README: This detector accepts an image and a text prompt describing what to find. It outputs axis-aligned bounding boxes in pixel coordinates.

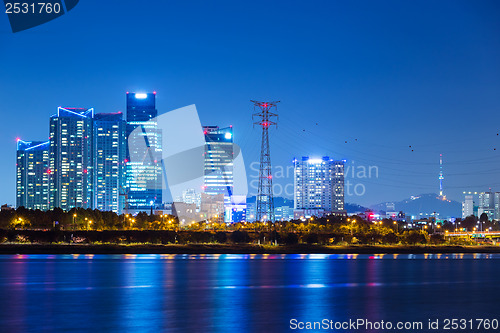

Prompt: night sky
[1,0,499,207]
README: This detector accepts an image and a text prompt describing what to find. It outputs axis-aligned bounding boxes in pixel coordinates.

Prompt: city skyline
[12,89,500,211]
[15,92,250,223]
[2,3,500,332]
[2,1,500,207]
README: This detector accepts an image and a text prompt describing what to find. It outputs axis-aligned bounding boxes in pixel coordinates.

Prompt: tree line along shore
[0,228,499,255]
[1,207,498,254]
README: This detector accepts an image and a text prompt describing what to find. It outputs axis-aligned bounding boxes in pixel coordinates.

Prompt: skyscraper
[462,194,474,218]
[49,107,94,210]
[203,125,234,197]
[293,156,345,217]
[126,92,162,213]
[203,125,236,221]
[93,112,126,213]
[495,193,500,220]
[16,140,50,210]
[478,191,499,220]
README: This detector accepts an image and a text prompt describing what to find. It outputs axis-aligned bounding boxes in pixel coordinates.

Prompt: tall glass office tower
[16,140,50,210]
[203,126,237,222]
[49,107,94,210]
[126,92,162,213]
[293,156,345,214]
[203,125,234,197]
[94,112,126,213]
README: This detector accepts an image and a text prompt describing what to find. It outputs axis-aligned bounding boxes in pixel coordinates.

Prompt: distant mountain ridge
[345,202,369,213]
[370,193,461,218]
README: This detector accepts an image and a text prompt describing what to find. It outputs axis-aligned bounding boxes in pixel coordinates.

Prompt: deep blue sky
[1,0,500,206]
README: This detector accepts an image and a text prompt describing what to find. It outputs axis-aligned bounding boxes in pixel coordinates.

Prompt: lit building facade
[126,92,163,213]
[495,193,500,220]
[203,126,233,197]
[203,125,235,222]
[180,188,201,208]
[200,193,225,224]
[16,140,50,210]
[274,205,294,221]
[478,191,500,220]
[293,156,345,216]
[49,107,94,210]
[246,202,256,221]
[93,112,126,213]
[462,194,474,218]
[228,195,247,223]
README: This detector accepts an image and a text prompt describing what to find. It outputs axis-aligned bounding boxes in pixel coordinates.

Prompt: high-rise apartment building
[16,140,50,210]
[16,96,155,214]
[49,107,94,210]
[495,193,500,220]
[293,156,345,216]
[93,112,126,213]
[126,92,162,213]
[478,191,500,220]
[462,195,474,218]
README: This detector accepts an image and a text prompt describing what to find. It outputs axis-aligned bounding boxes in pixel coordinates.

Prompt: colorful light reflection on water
[0,254,499,332]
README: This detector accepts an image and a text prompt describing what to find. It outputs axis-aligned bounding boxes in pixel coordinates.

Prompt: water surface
[0,254,499,332]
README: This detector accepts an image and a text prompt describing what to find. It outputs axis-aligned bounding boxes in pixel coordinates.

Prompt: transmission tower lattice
[252,100,279,222]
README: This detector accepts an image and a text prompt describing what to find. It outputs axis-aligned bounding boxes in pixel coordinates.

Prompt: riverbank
[1,243,500,254]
